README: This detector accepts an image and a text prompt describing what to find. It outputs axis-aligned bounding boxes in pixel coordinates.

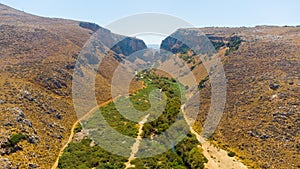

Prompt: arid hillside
[0,4,145,168]
[161,26,300,169]
[1,3,299,169]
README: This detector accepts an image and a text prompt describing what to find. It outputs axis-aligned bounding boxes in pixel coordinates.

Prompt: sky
[1,0,299,44]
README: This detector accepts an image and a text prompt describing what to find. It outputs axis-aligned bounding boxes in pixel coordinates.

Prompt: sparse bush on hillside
[225,49,230,56]
[179,53,195,64]
[74,123,83,133]
[8,133,27,147]
[225,36,242,56]
[4,133,27,153]
[228,151,236,157]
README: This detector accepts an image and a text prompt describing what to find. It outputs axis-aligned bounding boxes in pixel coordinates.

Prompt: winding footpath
[51,96,121,169]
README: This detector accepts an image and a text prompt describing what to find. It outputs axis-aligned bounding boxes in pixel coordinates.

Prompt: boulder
[269,83,280,90]
[55,112,62,120]
[28,135,40,144]
[28,163,39,169]
[13,107,25,118]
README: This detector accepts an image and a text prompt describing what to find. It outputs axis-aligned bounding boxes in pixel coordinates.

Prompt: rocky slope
[0,4,145,168]
[1,3,299,169]
[161,26,300,169]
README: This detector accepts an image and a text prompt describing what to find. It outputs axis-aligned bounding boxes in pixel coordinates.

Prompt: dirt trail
[52,92,248,169]
[124,114,150,169]
[189,126,248,169]
[182,105,248,169]
[51,96,121,169]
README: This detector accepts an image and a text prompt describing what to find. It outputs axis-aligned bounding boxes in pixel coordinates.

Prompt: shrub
[7,133,27,147]
[74,123,83,133]
[225,36,242,55]
[225,49,230,56]
[228,151,236,157]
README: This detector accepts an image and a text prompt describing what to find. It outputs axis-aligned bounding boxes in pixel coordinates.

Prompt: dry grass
[193,26,300,169]
[0,4,144,168]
